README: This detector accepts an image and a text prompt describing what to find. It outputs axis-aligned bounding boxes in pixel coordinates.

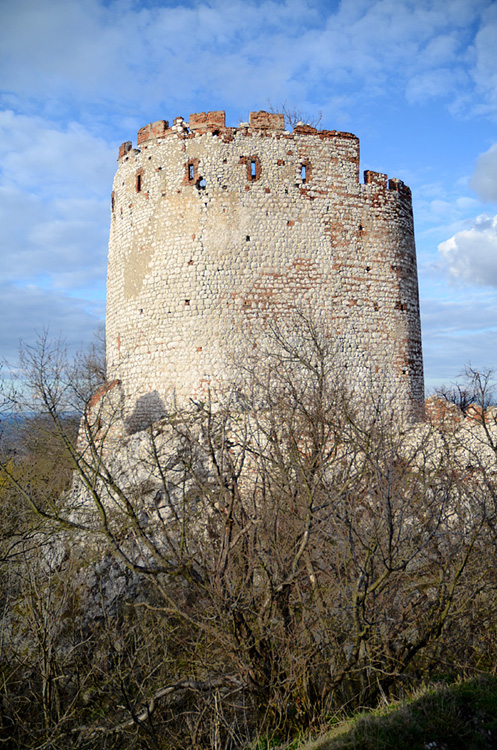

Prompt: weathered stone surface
[106,109,424,423]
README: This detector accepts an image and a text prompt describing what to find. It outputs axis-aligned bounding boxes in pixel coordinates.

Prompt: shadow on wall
[125,391,166,434]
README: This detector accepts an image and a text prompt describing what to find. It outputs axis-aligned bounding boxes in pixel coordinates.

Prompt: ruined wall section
[106,111,423,425]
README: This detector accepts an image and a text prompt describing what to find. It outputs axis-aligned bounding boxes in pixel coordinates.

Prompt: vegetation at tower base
[2,323,497,749]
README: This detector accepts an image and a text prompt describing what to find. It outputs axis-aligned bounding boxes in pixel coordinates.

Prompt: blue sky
[1,0,496,390]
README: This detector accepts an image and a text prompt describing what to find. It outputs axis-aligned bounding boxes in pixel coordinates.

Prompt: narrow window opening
[188,163,195,181]
[246,235,250,242]
[136,174,142,192]
[240,155,261,182]
[300,164,307,182]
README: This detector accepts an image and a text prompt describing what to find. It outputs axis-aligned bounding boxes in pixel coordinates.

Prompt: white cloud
[420,294,497,386]
[413,181,479,234]
[438,214,497,286]
[0,111,114,197]
[471,2,497,117]
[0,112,112,293]
[405,67,467,104]
[1,0,495,120]
[470,143,497,203]
[0,281,104,366]
[0,185,109,291]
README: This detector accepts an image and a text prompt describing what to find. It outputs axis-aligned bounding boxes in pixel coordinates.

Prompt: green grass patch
[301,676,497,750]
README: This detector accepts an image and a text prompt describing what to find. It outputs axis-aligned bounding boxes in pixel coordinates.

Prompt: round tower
[106,110,423,428]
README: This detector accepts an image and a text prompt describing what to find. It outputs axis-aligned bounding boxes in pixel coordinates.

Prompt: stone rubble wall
[106,110,423,428]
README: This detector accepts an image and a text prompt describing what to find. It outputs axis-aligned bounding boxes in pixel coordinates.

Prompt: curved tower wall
[106,110,423,424]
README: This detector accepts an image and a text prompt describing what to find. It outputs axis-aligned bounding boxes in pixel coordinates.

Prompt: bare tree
[267,100,323,129]
[1,325,497,747]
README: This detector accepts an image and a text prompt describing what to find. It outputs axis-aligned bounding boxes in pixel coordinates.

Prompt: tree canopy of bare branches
[1,324,497,748]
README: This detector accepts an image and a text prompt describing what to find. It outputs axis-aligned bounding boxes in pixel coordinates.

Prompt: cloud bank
[439,139,497,288]
[1,0,496,123]
[439,214,497,286]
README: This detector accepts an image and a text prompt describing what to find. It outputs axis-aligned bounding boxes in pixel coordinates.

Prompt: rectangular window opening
[300,165,307,182]
[250,161,257,179]
[188,164,195,181]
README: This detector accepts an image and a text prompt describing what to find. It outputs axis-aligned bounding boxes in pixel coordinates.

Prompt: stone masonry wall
[106,110,423,428]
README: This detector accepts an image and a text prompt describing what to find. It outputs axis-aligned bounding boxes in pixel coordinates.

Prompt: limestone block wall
[106,110,423,427]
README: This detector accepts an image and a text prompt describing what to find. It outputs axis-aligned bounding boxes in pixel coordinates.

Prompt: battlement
[364,170,411,197]
[189,110,226,132]
[107,107,423,427]
[119,110,360,160]
[137,120,169,145]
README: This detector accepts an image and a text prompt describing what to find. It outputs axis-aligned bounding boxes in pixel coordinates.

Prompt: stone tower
[106,110,423,427]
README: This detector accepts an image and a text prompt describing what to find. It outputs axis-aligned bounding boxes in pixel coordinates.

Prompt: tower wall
[106,110,423,425]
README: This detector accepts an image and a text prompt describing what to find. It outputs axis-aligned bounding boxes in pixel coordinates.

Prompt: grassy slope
[301,676,497,750]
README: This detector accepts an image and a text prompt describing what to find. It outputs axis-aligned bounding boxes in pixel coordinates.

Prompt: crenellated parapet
[119,109,358,155]
[107,108,423,428]
[117,111,413,200]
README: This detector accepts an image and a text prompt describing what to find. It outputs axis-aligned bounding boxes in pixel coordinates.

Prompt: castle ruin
[106,110,423,426]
